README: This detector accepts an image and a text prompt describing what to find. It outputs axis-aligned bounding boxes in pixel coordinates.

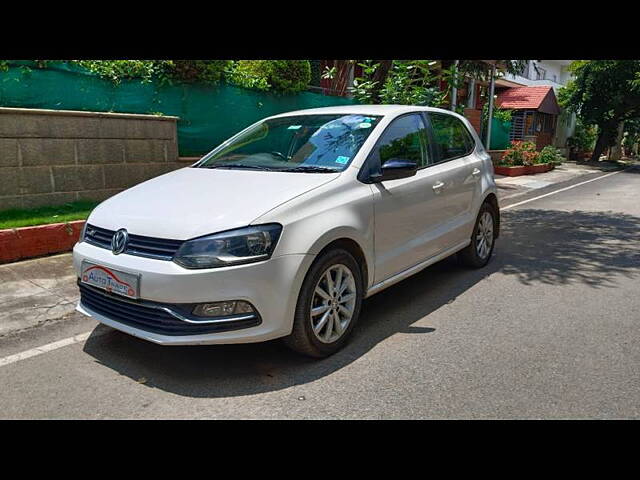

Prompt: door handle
[432,181,445,192]
[472,168,481,176]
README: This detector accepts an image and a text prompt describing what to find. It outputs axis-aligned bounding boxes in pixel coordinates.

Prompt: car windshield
[195,114,382,173]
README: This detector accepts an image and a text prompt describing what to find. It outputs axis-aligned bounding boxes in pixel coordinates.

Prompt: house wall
[506,60,571,90]
[464,108,482,135]
[0,107,182,211]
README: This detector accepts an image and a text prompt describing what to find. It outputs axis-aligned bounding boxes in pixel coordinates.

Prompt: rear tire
[458,202,497,268]
[283,248,364,358]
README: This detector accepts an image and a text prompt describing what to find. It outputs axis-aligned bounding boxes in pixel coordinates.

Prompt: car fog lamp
[192,300,255,317]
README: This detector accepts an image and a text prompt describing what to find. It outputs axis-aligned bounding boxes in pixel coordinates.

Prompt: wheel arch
[313,236,370,291]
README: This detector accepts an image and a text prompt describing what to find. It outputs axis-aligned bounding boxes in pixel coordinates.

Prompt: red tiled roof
[496,86,560,114]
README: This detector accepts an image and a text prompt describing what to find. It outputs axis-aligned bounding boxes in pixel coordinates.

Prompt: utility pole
[485,63,497,149]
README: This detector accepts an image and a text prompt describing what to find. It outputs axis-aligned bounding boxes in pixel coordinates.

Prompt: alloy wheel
[310,264,357,344]
[476,211,494,260]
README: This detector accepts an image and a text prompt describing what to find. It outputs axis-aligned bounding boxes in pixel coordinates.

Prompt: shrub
[72,60,230,85]
[500,141,539,166]
[226,60,311,94]
[159,60,230,84]
[567,118,597,153]
[482,103,512,124]
[225,60,271,91]
[538,145,564,165]
[268,60,311,93]
[73,60,159,84]
[3,59,311,92]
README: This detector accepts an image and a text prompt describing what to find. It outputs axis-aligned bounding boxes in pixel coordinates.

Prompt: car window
[429,113,475,161]
[367,114,429,176]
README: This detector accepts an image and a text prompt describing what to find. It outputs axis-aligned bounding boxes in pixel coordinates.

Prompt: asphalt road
[1,168,639,419]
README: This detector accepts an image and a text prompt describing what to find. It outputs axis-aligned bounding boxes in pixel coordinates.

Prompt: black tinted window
[429,113,474,161]
[368,114,429,174]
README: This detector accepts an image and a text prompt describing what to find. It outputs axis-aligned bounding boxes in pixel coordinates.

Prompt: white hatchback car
[74,105,499,357]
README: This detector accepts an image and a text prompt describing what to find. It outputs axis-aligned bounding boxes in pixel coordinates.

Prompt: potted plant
[566,119,598,162]
[537,145,565,170]
[494,141,539,176]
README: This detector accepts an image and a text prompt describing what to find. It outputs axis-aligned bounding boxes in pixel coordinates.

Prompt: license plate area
[80,261,140,299]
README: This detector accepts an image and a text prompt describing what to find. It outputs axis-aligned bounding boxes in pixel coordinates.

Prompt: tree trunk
[610,121,625,161]
[591,129,609,162]
[370,60,393,103]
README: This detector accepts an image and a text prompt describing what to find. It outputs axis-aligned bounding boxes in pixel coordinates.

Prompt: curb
[494,163,554,176]
[0,220,85,264]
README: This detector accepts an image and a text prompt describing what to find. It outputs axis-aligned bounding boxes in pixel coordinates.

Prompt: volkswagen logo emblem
[111,229,129,255]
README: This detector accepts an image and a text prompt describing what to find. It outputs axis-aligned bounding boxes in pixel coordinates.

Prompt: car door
[366,113,452,284]
[424,112,482,251]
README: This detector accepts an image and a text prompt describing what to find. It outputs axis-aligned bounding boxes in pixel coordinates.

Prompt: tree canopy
[348,60,528,110]
[559,60,640,161]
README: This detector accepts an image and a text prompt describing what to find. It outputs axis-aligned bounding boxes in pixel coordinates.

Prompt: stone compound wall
[0,107,184,211]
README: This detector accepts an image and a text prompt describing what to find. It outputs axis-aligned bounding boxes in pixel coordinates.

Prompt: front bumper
[73,241,314,345]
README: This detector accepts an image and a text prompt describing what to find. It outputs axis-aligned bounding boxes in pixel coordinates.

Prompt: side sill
[365,240,470,298]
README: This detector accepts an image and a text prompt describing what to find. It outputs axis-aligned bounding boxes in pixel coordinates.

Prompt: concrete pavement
[0,254,78,337]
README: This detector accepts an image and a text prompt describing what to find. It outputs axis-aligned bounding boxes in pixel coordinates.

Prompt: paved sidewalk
[496,161,613,201]
[0,253,78,337]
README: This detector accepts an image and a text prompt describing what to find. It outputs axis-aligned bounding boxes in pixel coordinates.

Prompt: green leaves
[566,118,598,152]
[1,60,310,93]
[349,60,448,107]
[29,60,232,86]
[225,60,311,94]
[561,60,640,125]
[538,145,564,165]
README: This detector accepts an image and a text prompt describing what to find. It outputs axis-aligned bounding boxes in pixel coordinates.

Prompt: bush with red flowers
[499,141,540,166]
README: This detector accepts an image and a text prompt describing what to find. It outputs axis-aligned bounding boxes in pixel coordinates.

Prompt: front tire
[458,202,497,268]
[283,248,364,358]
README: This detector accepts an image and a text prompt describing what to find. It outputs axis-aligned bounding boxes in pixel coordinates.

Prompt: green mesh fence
[0,61,359,156]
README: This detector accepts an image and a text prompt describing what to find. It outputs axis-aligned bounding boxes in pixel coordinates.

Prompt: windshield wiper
[200,164,275,171]
[279,166,340,173]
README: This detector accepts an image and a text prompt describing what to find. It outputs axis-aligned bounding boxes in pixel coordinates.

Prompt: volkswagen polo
[73,105,499,357]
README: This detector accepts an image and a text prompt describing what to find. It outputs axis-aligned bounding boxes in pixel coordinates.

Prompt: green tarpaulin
[0,61,359,156]
[489,117,512,150]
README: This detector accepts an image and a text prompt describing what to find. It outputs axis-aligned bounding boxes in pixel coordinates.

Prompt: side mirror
[371,158,418,182]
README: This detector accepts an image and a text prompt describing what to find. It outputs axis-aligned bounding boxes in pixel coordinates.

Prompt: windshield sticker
[288,125,302,130]
[335,156,350,164]
[357,122,372,129]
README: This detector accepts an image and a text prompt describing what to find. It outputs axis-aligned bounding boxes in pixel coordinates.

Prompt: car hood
[88,167,339,240]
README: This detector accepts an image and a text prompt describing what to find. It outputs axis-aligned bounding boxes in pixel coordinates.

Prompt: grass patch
[0,200,100,229]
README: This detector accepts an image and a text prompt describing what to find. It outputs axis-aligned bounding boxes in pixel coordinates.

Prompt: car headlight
[173,224,282,269]
[79,222,88,243]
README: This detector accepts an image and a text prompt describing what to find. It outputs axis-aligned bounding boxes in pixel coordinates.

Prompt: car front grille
[84,224,184,261]
[79,283,261,336]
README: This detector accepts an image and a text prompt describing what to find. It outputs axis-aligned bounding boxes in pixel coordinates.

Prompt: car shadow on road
[83,208,640,398]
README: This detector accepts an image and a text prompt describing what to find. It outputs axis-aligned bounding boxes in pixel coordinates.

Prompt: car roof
[267,104,460,119]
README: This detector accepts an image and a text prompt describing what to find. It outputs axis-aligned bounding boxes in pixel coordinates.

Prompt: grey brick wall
[0,107,184,211]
